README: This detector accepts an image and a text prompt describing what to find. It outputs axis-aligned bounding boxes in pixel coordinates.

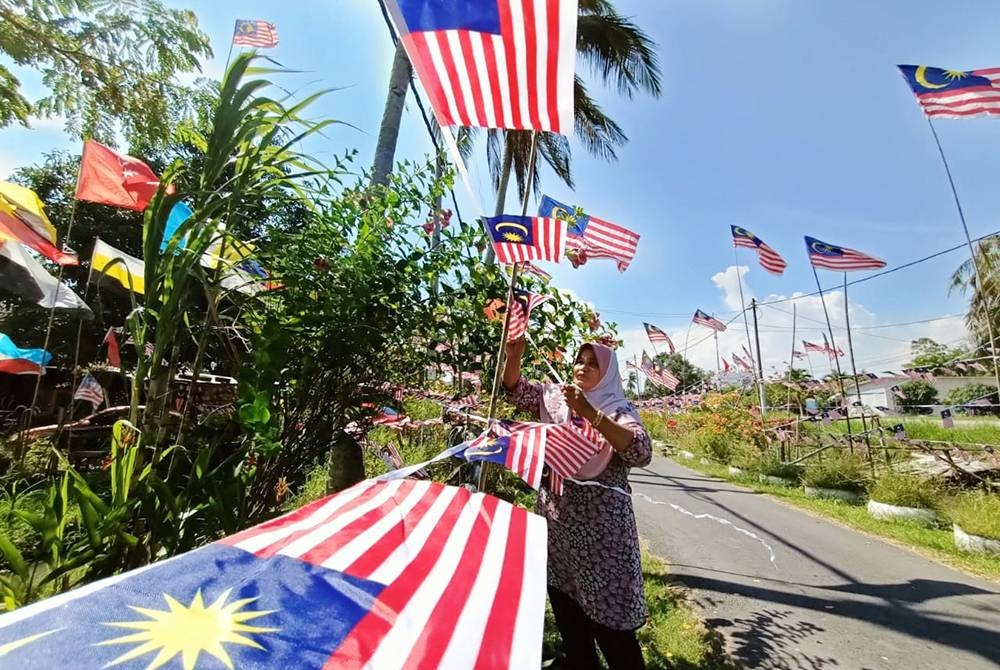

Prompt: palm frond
[576,2,662,99]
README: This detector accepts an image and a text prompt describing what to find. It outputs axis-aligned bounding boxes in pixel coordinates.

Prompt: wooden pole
[842,272,873,457]
[751,298,766,414]
[810,264,854,445]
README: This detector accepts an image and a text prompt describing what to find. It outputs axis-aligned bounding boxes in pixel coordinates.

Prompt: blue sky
[5,0,1000,378]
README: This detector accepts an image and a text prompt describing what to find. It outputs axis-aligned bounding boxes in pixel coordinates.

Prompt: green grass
[667,450,1000,582]
[800,454,868,493]
[826,417,1000,444]
[869,472,942,510]
[542,548,734,669]
[948,491,1000,539]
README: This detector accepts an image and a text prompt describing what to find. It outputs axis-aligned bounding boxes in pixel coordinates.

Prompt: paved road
[630,454,1000,670]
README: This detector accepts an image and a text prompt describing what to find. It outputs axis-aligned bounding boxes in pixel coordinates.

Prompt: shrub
[755,457,804,482]
[802,454,868,492]
[947,491,1000,539]
[869,472,941,510]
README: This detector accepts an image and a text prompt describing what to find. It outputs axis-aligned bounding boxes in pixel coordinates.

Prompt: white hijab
[539,342,641,426]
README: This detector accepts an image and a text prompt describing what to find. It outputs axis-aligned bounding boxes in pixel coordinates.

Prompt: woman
[503,337,651,670]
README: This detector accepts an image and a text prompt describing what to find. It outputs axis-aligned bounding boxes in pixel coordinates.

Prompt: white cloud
[615,265,969,383]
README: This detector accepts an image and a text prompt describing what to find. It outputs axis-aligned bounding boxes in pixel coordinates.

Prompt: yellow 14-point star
[98,589,277,670]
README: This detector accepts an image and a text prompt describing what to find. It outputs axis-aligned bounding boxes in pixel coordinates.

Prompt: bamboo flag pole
[924,117,1000,396]
[480,130,540,492]
[842,272,873,454]
[787,303,797,411]
[810,265,855,443]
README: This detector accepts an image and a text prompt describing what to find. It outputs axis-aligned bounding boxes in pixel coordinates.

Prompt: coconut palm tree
[372,0,661,202]
[951,239,1000,354]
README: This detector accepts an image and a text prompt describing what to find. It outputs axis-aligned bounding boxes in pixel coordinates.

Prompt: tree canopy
[905,337,966,370]
[0,0,211,145]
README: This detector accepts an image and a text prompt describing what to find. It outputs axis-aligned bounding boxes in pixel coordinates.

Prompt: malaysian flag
[941,408,954,429]
[792,350,806,359]
[643,323,675,353]
[971,361,990,373]
[693,309,727,332]
[898,65,1000,119]
[892,423,906,439]
[232,19,279,48]
[506,289,549,341]
[461,421,547,490]
[73,373,105,407]
[641,350,679,390]
[0,479,548,667]
[741,344,755,365]
[822,332,844,358]
[890,385,906,399]
[544,418,607,494]
[385,0,577,133]
[539,196,639,271]
[803,340,826,354]
[731,225,787,275]
[520,262,551,281]
[805,236,886,272]
[485,215,566,264]
[733,353,752,371]
[722,358,731,373]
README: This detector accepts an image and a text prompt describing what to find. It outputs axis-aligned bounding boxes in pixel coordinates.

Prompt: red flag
[75,140,161,212]
[103,327,121,368]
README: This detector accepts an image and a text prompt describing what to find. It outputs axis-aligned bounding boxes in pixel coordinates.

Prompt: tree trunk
[484,140,515,264]
[372,43,412,186]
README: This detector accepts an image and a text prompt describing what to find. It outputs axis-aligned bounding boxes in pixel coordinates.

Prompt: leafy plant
[947,491,1000,540]
[755,457,804,482]
[802,454,868,492]
[869,472,941,510]
[896,381,938,415]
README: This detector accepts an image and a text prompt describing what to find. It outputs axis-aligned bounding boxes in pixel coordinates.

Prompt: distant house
[848,375,997,412]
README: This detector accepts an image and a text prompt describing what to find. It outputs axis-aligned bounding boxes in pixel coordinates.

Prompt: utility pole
[751,298,767,414]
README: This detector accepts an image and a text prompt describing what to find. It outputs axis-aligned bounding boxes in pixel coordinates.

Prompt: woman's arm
[562,385,652,466]
[502,337,526,390]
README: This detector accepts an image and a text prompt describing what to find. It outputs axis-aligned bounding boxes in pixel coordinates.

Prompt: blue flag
[160,201,193,252]
[0,333,52,367]
[538,195,588,237]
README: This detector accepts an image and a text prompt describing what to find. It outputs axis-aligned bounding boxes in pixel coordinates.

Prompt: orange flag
[75,140,161,212]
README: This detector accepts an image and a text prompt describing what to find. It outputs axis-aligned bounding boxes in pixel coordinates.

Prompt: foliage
[905,337,967,370]
[0,438,56,481]
[654,393,765,465]
[753,457,804,482]
[896,380,938,414]
[869,472,942,510]
[951,239,1000,357]
[943,383,999,414]
[802,453,868,492]
[0,0,212,144]
[947,490,1000,540]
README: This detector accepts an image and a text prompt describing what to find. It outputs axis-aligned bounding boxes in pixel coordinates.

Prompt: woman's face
[573,346,602,391]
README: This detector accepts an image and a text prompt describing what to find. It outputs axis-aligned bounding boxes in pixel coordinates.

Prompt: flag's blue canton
[486,215,536,245]
[898,65,993,93]
[399,0,502,34]
[239,259,268,278]
[805,236,844,257]
[731,225,761,247]
[463,433,512,465]
[235,20,259,35]
[539,195,589,236]
[0,545,384,668]
[513,288,534,310]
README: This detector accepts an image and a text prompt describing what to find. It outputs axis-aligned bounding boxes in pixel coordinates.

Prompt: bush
[802,454,868,492]
[754,457,804,481]
[947,491,1000,539]
[869,472,941,510]
[896,381,938,415]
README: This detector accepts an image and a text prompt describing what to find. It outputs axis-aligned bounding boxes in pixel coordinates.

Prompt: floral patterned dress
[506,377,652,631]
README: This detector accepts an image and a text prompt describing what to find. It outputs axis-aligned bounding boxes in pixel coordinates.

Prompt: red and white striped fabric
[486,215,567,265]
[566,216,640,271]
[693,309,727,332]
[232,20,279,48]
[543,419,607,494]
[507,289,549,341]
[460,421,547,490]
[386,0,578,133]
[224,479,547,669]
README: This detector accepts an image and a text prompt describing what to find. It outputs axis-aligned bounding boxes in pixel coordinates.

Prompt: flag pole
[733,247,757,381]
[480,130,539,492]
[787,303,797,412]
[810,264,854,442]
[924,117,1000,395]
[713,329,720,374]
[750,298,766,414]
[842,272,872,454]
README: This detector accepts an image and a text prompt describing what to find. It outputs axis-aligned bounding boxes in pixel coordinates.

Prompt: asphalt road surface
[629,454,1000,670]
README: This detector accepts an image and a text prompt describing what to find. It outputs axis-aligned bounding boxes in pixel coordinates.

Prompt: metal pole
[733,247,756,378]
[811,264,854,443]
[925,117,1000,396]
[713,330,720,373]
[480,130,539,492]
[843,272,872,454]
[751,298,766,414]
[788,303,797,412]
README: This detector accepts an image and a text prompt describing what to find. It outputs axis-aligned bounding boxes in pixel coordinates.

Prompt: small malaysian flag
[539,195,639,271]
[506,289,549,341]
[792,350,806,359]
[731,225,787,275]
[821,411,831,427]
[890,385,907,400]
[643,323,675,353]
[485,215,567,265]
[892,423,906,439]
[544,418,607,494]
[802,340,826,354]
[733,353,752,371]
[385,0,577,133]
[143,342,155,357]
[461,420,547,490]
[693,309,727,332]
[971,361,990,373]
[73,373,105,407]
[520,262,551,282]
[898,65,1000,119]
[805,236,886,272]
[641,351,679,390]
[941,408,954,429]
[821,333,844,358]
[232,19,279,48]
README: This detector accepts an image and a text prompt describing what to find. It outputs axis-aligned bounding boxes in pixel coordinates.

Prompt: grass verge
[665,450,1000,582]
